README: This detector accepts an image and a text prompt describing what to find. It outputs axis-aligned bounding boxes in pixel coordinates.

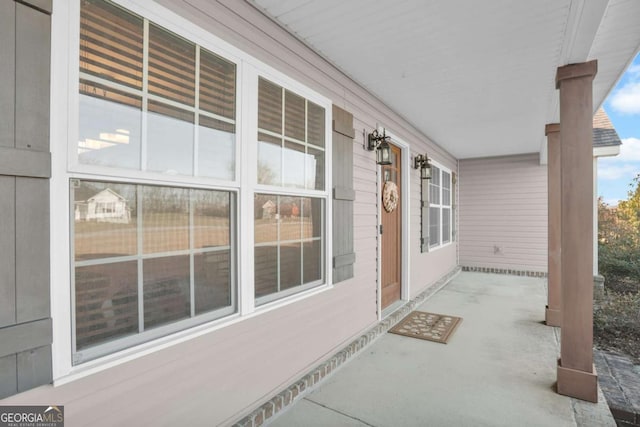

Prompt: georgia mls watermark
[0,406,64,427]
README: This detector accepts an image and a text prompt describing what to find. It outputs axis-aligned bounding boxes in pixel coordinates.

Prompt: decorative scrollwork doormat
[389,311,462,344]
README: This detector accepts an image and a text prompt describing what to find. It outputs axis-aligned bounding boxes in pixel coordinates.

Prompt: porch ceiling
[250,0,640,159]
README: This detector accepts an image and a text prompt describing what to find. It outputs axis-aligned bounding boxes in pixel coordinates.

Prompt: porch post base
[545,306,561,327]
[557,359,598,403]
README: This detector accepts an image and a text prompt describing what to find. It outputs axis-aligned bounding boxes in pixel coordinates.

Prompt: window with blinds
[74,0,239,362]
[427,165,452,249]
[257,77,325,190]
[79,0,236,180]
[255,77,327,304]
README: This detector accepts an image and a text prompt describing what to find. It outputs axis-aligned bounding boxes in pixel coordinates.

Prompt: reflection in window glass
[198,116,235,180]
[73,180,137,260]
[303,240,322,284]
[194,250,231,314]
[258,133,282,186]
[147,101,194,175]
[283,142,306,188]
[443,207,451,244]
[306,147,324,191]
[257,77,325,190]
[143,255,191,329]
[75,261,138,350]
[73,179,235,359]
[79,0,237,182]
[429,207,440,247]
[254,194,323,303]
[142,186,189,254]
[78,90,142,169]
[193,189,230,249]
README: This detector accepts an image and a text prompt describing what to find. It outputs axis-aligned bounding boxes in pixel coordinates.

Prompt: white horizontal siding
[459,154,548,272]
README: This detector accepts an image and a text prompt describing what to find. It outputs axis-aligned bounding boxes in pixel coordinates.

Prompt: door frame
[376,127,411,320]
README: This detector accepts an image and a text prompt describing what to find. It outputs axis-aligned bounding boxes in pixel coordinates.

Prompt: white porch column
[545,123,561,327]
[555,60,598,403]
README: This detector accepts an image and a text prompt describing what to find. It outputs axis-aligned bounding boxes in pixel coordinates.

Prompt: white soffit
[251,0,640,159]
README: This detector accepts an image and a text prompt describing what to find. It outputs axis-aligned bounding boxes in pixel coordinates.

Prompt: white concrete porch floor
[269,272,615,427]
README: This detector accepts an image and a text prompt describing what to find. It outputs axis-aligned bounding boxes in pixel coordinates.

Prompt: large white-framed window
[429,164,453,249]
[253,77,328,306]
[71,0,240,363]
[60,0,332,367]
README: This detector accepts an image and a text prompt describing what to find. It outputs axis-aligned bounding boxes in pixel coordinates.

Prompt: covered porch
[268,272,614,426]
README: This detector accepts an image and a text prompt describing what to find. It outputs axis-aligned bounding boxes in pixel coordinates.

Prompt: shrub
[594,291,640,362]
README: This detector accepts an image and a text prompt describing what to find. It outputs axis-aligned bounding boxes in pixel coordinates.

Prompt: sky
[598,52,640,206]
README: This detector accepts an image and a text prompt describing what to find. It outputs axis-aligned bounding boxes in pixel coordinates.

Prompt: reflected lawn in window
[254,194,324,302]
[73,179,235,356]
[142,186,190,254]
[74,180,137,260]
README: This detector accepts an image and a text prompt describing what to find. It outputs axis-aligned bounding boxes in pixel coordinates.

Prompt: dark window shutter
[332,105,355,283]
[420,177,429,252]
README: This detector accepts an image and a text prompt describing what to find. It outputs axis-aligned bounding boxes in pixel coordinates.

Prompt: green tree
[598,175,640,285]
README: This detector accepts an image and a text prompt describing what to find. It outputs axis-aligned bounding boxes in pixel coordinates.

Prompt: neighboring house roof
[593,108,622,148]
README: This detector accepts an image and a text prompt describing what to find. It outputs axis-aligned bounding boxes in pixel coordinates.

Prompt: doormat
[389,311,462,344]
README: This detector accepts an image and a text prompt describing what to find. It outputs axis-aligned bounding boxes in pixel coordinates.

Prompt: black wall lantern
[367,129,392,165]
[413,153,432,179]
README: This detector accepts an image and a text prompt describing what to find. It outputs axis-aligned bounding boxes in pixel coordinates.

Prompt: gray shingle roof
[593,108,622,147]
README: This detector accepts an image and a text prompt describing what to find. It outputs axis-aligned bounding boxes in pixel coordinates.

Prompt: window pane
[258,78,282,133]
[199,49,236,119]
[280,196,302,241]
[78,85,142,169]
[442,171,451,206]
[193,189,230,249]
[283,142,305,188]
[430,166,441,205]
[143,255,190,329]
[302,197,322,239]
[80,0,143,89]
[306,147,325,191]
[284,90,305,141]
[142,186,189,254]
[258,133,282,185]
[198,116,235,180]
[255,194,323,302]
[148,24,195,106]
[254,194,278,244]
[75,261,138,350]
[307,101,325,148]
[429,207,440,246]
[280,242,302,290]
[255,245,278,298]
[194,250,231,314]
[74,181,137,260]
[443,207,451,244]
[147,101,194,175]
[303,240,322,283]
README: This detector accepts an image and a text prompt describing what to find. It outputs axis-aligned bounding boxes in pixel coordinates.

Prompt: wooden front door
[381,144,402,309]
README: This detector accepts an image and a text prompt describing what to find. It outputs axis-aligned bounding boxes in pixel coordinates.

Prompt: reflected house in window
[75,188,132,224]
[262,199,276,219]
